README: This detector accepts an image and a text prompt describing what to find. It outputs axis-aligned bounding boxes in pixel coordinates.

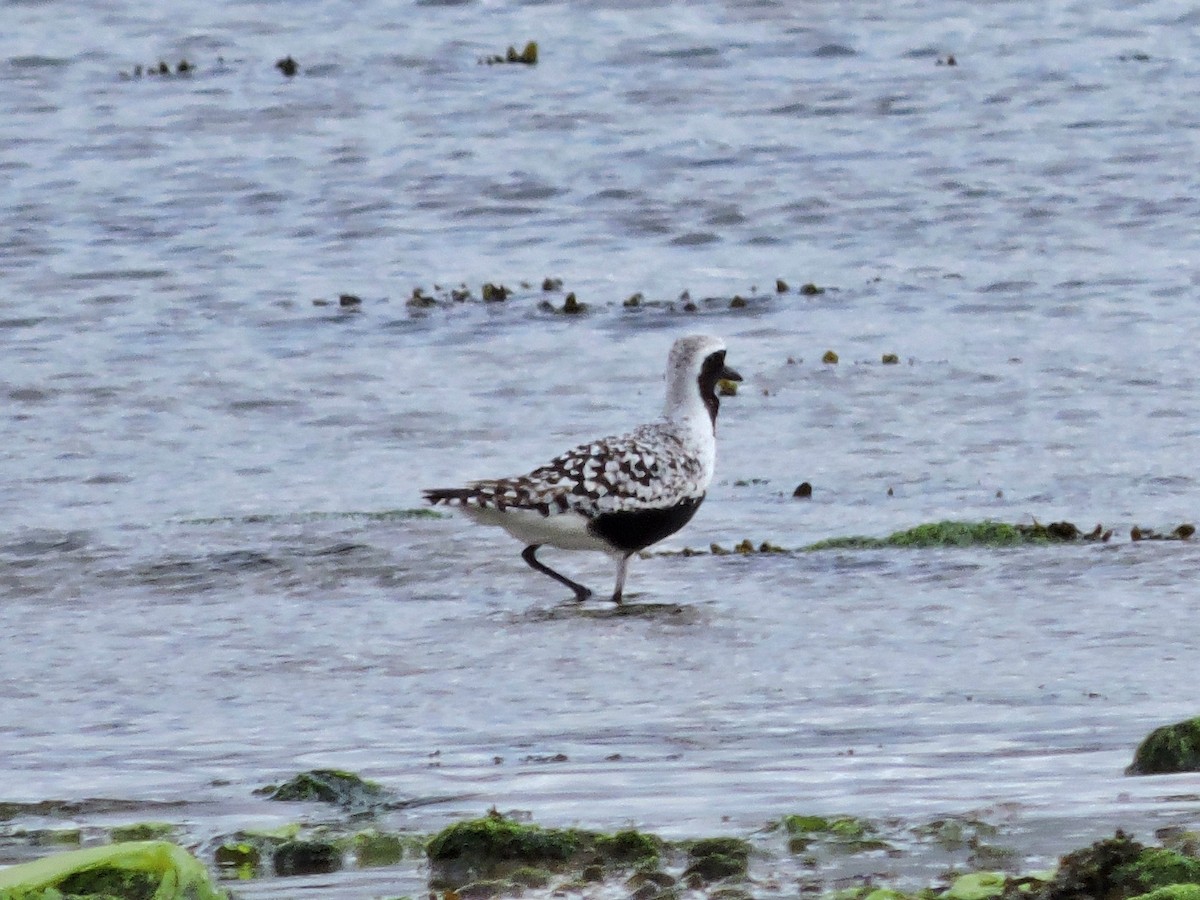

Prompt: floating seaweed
[481,41,539,65]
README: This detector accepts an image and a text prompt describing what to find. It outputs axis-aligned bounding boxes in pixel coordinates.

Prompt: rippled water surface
[3,0,1200,895]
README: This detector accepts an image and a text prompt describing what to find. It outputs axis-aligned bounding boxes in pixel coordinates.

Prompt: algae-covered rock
[683,837,750,882]
[0,840,228,900]
[426,813,583,887]
[594,829,662,866]
[1129,887,1200,900]
[109,822,175,843]
[1114,847,1200,893]
[214,840,261,879]
[1037,830,1145,900]
[1127,718,1200,775]
[805,520,1099,551]
[942,871,1008,899]
[781,814,890,854]
[351,828,406,867]
[264,769,391,812]
[272,839,341,876]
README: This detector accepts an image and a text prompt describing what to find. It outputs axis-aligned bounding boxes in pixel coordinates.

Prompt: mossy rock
[1130,887,1200,900]
[942,871,1008,899]
[272,839,342,877]
[214,841,261,879]
[914,817,998,852]
[1115,848,1200,893]
[508,866,553,888]
[264,769,391,812]
[807,520,1046,551]
[1037,830,1145,900]
[426,814,585,887]
[0,841,228,900]
[109,822,175,843]
[594,829,662,866]
[1127,718,1200,775]
[351,829,406,867]
[781,814,889,853]
[682,837,750,882]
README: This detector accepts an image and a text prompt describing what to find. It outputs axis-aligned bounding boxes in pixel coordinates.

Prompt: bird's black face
[697,349,741,427]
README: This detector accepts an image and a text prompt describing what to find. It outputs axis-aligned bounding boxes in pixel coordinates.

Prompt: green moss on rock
[1038,830,1146,900]
[1129,887,1200,900]
[942,871,1009,899]
[109,822,174,843]
[1116,848,1200,893]
[1127,718,1200,775]
[351,829,406,867]
[805,520,1080,550]
[683,837,750,882]
[595,829,662,866]
[427,813,585,887]
[264,769,391,812]
[272,839,342,877]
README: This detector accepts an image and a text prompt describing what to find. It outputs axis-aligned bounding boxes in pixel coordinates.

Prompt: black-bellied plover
[423,334,741,604]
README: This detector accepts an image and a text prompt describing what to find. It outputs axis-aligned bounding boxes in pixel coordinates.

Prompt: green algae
[350,828,407,867]
[804,520,1105,551]
[1037,830,1146,900]
[779,814,892,855]
[0,841,227,900]
[594,829,662,866]
[683,837,750,882]
[1115,847,1200,893]
[1127,718,1200,775]
[1130,888,1200,900]
[426,814,584,886]
[213,841,260,879]
[108,823,174,843]
[263,769,392,812]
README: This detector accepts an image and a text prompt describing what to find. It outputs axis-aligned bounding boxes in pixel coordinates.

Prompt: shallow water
[3,0,1200,895]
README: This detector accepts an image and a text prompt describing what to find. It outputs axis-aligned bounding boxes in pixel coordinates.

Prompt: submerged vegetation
[803,519,1114,550]
[5,784,1200,900]
[0,841,229,900]
[655,518,1194,557]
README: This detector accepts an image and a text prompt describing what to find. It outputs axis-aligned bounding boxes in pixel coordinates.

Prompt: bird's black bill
[721,365,742,382]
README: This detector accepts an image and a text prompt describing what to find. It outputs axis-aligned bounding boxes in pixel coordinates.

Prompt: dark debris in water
[319,276,837,317]
[1131,524,1195,541]
[480,41,539,66]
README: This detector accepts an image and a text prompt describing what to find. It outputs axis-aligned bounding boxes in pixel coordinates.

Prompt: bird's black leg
[521,545,593,602]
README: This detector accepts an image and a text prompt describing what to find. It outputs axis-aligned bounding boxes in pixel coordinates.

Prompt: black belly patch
[588,496,704,553]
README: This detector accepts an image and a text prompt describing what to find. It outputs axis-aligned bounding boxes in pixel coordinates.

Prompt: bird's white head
[662,334,742,429]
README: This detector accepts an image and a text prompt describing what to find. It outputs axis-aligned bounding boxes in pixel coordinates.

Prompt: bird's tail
[422,487,478,506]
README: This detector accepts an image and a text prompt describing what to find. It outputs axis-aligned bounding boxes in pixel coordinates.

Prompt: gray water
[3,0,1200,895]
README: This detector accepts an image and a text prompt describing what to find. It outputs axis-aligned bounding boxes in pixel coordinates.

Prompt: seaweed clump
[427,812,584,887]
[426,813,665,891]
[1127,717,1200,775]
[0,841,228,900]
[262,769,393,813]
[682,837,750,883]
[805,520,1109,551]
